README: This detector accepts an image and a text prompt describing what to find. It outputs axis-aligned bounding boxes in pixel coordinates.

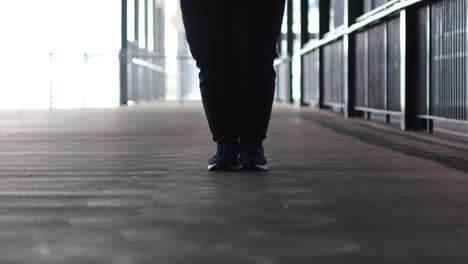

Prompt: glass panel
[0,0,120,109]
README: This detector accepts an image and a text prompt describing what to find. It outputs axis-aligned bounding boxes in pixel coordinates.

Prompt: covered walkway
[0,103,467,263]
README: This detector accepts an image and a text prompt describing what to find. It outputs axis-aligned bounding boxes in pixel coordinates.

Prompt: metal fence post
[384,20,390,123]
[120,0,129,106]
[132,0,141,102]
[144,0,150,101]
[153,0,159,99]
[401,8,427,131]
[466,0,468,137]
[319,0,330,109]
[365,30,371,120]
[343,0,350,117]
[343,0,362,118]
[426,5,434,133]
[400,10,407,130]
[300,0,309,106]
[287,0,294,104]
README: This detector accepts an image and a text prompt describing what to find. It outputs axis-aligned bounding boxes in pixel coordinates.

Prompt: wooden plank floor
[0,102,467,264]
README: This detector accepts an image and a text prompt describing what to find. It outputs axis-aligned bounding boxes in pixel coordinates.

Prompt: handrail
[274,56,292,67]
[131,58,165,73]
[355,0,401,22]
[300,0,427,56]
[84,53,194,60]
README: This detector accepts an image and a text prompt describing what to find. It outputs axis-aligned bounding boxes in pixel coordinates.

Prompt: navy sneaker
[238,142,268,171]
[208,142,239,171]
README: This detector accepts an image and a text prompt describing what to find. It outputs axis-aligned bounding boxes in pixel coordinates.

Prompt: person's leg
[232,1,285,171]
[180,0,240,170]
[180,0,239,144]
[235,0,286,144]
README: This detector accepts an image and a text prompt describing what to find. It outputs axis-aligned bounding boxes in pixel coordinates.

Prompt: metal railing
[45,48,198,108]
[122,41,199,104]
[422,0,467,122]
[126,41,166,102]
[296,0,468,132]
[302,49,320,106]
[275,56,293,103]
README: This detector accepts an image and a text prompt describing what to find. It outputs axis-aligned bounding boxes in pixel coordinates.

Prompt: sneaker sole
[208,162,237,171]
[238,163,269,171]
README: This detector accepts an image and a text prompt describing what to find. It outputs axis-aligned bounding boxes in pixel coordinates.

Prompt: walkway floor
[0,103,467,264]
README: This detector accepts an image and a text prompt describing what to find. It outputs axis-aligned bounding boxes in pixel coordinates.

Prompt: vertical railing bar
[400,9,407,130]
[463,0,466,121]
[317,51,320,105]
[464,0,467,121]
[440,1,443,119]
[331,41,333,105]
[343,35,349,115]
[440,1,444,118]
[459,0,462,120]
[438,1,442,119]
[315,50,322,106]
[448,0,452,119]
[332,42,335,105]
[434,3,438,118]
[443,0,447,119]
[434,3,436,118]
[449,0,453,120]
[313,51,316,105]
[429,4,439,118]
[460,0,468,120]
[329,43,333,105]
[441,1,445,119]
[447,0,450,119]
[461,0,466,126]
[455,0,458,120]
[462,0,465,121]
[332,42,336,105]
[458,0,461,120]
[120,0,128,106]
[451,0,454,120]
[366,30,371,120]
[144,0,149,101]
[461,0,464,120]
[384,20,390,123]
[465,0,468,124]
[461,0,465,120]
[456,0,464,120]
[455,0,463,120]
[427,5,434,133]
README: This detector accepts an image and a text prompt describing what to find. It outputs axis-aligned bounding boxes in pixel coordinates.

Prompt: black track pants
[180,0,286,143]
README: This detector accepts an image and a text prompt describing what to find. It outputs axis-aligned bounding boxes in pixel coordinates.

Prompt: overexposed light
[0,0,120,109]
